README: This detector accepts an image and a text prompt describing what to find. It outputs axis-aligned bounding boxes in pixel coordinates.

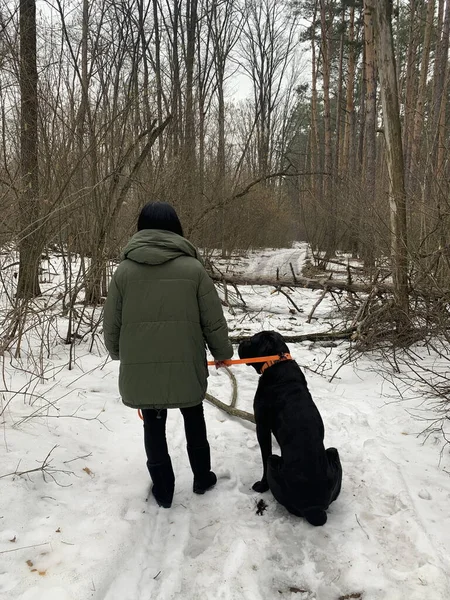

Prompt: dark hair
[137,201,184,237]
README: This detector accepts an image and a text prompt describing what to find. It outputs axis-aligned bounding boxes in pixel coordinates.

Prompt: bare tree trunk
[170,0,182,158]
[409,0,435,243]
[402,0,419,181]
[320,0,335,254]
[137,0,151,128]
[433,0,450,267]
[410,0,434,176]
[431,0,447,137]
[182,0,198,220]
[431,0,450,165]
[370,0,409,313]
[185,0,197,161]
[362,0,377,268]
[343,5,358,256]
[419,0,449,255]
[335,6,345,175]
[17,0,42,299]
[216,34,227,255]
[341,6,355,178]
[153,0,164,162]
[310,1,320,215]
[196,7,211,199]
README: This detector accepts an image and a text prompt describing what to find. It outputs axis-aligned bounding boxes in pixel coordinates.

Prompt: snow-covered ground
[209,244,308,279]
[1,247,450,600]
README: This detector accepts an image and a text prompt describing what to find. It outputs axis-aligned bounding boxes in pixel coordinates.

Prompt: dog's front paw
[252,480,269,493]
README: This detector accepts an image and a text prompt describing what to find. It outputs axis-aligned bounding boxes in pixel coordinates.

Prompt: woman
[103,202,233,508]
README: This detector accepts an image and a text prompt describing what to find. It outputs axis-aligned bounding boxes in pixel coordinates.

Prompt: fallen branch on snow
[205,366,255,424]
[206,393,255,424]
[0,445,74,485]
[211,273,390,295]
[229,329,356,344]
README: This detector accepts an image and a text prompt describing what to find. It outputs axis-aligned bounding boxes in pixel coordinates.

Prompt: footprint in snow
[418,489,432,500]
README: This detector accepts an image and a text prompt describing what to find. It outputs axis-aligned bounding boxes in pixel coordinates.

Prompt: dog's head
[238,331,290,373]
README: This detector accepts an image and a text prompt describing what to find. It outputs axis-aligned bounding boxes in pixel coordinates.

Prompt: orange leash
[206,354,291,366]
[137,353,293,421]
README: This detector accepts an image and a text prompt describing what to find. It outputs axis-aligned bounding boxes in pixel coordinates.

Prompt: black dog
[239,331,342,526]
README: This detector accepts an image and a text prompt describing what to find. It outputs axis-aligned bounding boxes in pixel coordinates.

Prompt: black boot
[193,471,217,495]
[187,445,217,494]
[148,460,175,508]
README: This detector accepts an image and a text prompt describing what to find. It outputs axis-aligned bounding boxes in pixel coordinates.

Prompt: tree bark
[370,0,409,314]
[335,6,345,176]
[340,5,355,179]
[310,1,320,218]
[17,0,42,299]
[185,0,198,162]
[320,0,335,254]
[153,0,164,162]
[402,0,419,182]
[431,0,450,171]
[410,0,434,178]
[362,0,377,268]
[433,0,450,267]
[169,0,182,158]
[210,272,393,295]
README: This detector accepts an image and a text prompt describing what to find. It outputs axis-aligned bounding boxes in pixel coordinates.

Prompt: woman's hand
[214,361,227,369]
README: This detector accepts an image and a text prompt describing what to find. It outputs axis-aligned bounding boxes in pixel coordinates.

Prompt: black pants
[267,448,342,523]
[141,403,212,502]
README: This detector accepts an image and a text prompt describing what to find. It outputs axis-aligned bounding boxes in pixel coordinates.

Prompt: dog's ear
[238,336,261,372]
[238,339,252,359]
[260,331,290,355]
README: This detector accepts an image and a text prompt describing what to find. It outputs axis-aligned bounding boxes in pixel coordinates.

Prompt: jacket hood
[122,229,200,266]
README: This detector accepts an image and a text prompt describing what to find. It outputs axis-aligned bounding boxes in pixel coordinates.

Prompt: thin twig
[63,452,93,464]
[307,288,328,323]
[355,514,370,539]
[0,542,51,555]
[272,286,303,313]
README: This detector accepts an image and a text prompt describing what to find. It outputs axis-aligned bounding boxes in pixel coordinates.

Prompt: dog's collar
[260,353,293,374]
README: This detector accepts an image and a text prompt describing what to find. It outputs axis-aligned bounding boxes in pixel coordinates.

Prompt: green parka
[103,229,233,410]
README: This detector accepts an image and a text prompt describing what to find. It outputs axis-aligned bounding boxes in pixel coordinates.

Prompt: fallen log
[228,328,356,344]
[210,271,449,301]
[210,273,391,295]
[205,393,255,424]
[205,366,255,423]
